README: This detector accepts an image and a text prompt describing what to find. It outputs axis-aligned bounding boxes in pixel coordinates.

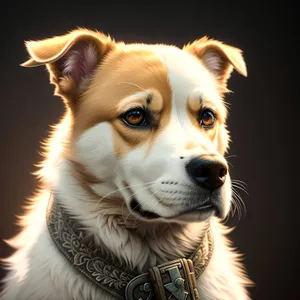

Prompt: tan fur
[73,48,172,157]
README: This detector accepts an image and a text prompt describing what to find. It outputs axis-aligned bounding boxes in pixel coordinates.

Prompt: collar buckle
[125,258,200,300]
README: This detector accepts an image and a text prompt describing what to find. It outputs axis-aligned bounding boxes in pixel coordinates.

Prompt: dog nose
[186,157,228,190]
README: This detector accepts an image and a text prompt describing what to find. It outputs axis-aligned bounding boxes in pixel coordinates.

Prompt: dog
[0,28,253,300]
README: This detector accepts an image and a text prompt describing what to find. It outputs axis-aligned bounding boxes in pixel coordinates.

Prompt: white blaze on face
[151,46,224,155]
[117,45,230,219]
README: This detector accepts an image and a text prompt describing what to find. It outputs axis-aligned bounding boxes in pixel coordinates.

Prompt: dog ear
[183,37,247,89]
[21,28,115,109]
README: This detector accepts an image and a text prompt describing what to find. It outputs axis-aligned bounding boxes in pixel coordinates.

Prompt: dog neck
[53,159,211,273]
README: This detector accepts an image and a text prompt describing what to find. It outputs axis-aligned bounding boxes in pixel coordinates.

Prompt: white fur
[1,43,251,300]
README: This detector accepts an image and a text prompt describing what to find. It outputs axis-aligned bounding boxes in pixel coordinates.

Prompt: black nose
[186,156,228,190]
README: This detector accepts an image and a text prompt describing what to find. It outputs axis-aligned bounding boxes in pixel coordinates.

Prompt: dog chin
[165,210,215,223]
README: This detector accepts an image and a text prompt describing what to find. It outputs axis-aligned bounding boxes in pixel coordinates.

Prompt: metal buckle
[125,258,200,300]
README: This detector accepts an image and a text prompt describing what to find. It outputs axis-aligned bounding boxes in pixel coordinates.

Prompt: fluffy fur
[1,28,253,300]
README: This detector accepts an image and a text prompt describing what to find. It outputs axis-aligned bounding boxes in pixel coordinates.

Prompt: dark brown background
[0,1,298,299]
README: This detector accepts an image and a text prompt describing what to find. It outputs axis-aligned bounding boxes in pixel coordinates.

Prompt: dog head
[22,29,247,224]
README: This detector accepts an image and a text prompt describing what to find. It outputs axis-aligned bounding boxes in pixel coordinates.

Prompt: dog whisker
[231,182,248,190]
[232,183,249,196]
[230,190,240,218]
[233,192,243,220]
[231,179,249,195]
[231,187,247,221]
[231,179,248,187]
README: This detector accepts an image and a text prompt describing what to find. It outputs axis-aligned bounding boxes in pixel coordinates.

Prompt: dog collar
[46,195,214,300]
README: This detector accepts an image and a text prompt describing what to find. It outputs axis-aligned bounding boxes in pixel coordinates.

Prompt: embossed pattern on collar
[46,194,214,299]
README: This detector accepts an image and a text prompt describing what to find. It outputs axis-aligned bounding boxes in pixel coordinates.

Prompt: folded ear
[183,37,247,90]
[22,28,115,109]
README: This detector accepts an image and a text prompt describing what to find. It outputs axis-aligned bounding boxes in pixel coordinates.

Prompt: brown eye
[122,109,147,126]
[200,109,216,128]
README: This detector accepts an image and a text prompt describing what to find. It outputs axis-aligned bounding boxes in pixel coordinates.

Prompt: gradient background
[0,1,298,299]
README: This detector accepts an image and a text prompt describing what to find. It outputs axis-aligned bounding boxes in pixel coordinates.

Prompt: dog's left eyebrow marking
[188,89,207,112]
[146,94,152,104]
[120,82,152,105]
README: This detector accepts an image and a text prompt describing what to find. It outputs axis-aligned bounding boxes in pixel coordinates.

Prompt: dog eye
[200,109,216,128]
[122,108,147,127]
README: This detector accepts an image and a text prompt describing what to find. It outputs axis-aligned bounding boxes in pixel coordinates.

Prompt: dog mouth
[130,199,161,219]
[129,197,220,221]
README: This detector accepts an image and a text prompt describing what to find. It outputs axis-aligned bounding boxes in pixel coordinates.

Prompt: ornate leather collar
[46,195,214,300]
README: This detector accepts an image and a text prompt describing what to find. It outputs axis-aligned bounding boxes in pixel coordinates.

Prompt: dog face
[23,29,247,223]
